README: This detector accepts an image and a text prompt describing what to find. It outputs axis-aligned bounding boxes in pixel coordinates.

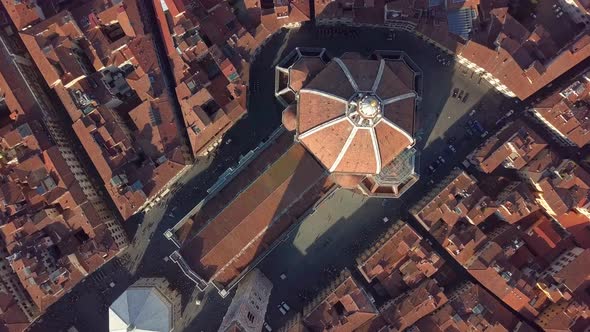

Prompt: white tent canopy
[109,287,172,332]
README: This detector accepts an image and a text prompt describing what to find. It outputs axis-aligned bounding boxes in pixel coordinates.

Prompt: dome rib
[333,57,359,91]
[330,126,359,172]
[293,55,417,175]
[376,64,413,100]
[382,91,416,105]
[299,118,354,169]
[370,127,382,174]
[288,57,326,92]
[371,59,386,92]
[332,128,378,173]
[382,118,414,143]
[299,115,348,139]
[298,89,348,132]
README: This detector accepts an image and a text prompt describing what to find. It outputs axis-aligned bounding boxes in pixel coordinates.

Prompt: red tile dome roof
[295,56,416,175]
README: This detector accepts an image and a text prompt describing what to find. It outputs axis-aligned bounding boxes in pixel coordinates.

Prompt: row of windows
[246,311,255,323]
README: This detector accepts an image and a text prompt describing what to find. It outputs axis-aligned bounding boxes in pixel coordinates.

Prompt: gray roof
[109,287,172,332]
[447,8,476,40]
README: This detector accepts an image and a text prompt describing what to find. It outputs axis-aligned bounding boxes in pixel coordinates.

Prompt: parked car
[437,156,446,164]
[470,120,485,133]
[447,145,456,153]
[457,90,464,99]
[452,88,459,98]
[264,322,272,331]
[278,305,287,315]
[467,120,482,133]
[462,93,469,103]
[469,109,477,116]
[280,301,290,311]
[428,161,440,174]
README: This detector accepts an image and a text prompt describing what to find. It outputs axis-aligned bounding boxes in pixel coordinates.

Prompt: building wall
[540,246,584,279]
[531,109,577,147]
[456,56,516,97]
[558,0,590,25]
[536,194,560,218]
[0,247,38,321]
[218,269,273,332]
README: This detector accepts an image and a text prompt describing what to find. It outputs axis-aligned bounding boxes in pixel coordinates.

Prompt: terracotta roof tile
[0,290,30,332]
[537,299,589,331]
[305,61,355,99]
[0,0,43,30]
[180,143,325,282]
[414,171,490,230]
[295,56,416,175]
[340,59,380,92]
[471,121,547,173]
[380,279,447,331]
[357,223,421,282]
[331,174,365,189]
[495,182,539,224]
[297,91,346,133]
[452,9,590,100]
[289,57,326,92]
[334,128,377,174]
[385,61,415,88]
[520,148,561,184]
[300,119,353,170]
[19,11,90,87]
[376,64,413,100]
[553,248,590,292]
[374,121,412,167]
[537,159,590,216]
